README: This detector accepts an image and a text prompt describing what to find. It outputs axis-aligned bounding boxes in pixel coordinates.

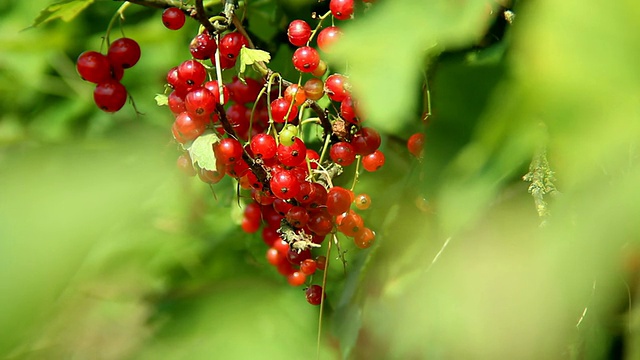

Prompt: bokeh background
[2,0,640,359]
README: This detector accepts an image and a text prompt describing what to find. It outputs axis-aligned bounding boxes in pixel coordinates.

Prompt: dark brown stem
[120,0,193,12]
[195,0,218,36]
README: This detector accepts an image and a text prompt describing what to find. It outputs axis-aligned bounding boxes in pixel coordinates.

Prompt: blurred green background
[2,0,640,359]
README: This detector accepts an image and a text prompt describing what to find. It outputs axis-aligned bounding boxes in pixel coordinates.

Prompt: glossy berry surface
[162,7,186,30]
[177,60,207,88]
[292,46,320,73]
[270,98,299,123]
[217,138,244,165]
[325,74,350,102]
[303,78,324,100]
[317,26,342,52]
[287,20,312,47]
[93,81,127,112]
[250,133,277,159]
[305,285,324,305]
[219,32,248,60]
[107,38,141,69]
[270,170,300,200]
[330,0,354,20]
[362,149,385,172]
[76,51,112,84]
[185,87,216,118]
[351,127,381,156]
[173,112,206,141]
[407,133,425,158]
[354,193,371,210]
[354,227,375,249]
[277,137,307,167]
[329,142,356,166]
[190,32,217,60]
[326,186,353,216]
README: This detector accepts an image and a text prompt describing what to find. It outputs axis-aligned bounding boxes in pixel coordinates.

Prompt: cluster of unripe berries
[75,38,141,112]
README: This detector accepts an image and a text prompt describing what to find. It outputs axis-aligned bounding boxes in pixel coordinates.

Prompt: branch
[120,0,194,12]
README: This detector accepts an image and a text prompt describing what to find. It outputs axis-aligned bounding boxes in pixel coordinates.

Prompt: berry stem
[316,232,333,359]
[195,0,219,36]
[350,155,361,191]
[104,2,132,48]
[307,10,333,45]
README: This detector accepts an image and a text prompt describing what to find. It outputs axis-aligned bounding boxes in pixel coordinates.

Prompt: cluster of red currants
[167,0,387,305]
[75,38,140,112]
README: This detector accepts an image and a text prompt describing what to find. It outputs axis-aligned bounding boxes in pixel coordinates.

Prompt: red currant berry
[262,226,280,246]
[330,0,354,20]
[198,167,225,184]
[292,46,320,73]
[76,51,112,84]
[250,133,277,159]
[285,206,310,228]
[273,237,290,255]
[354,193,371,210]
[216,138,244,165]
[362,149,385,172]
[300,259,317,275]
[177,59,207,88]
[340,96,359,124]
[284,84,307,107]
[307,208,334,236]
[287,271,307,286]
[270,98,299,123]
[241,215,261,233]
[204,81,230,104]
[351,127,381,156]
[185,87,216,118]
[329,141,356,166]
[354,227,375,249]
[162,7,186,30]
[177,153,196,177]
[315,256,327,271]
[168,91,186,115]
[262,206,284,228]
[407,133,425,158]
[225,103,251,140]
[326,186,353,216]
[317,26,343,52]
[267,248,285,266]
[227,159,250,178]
[306,183,328,209]
[270,169,300,200]
[305,285,325,305]
[190,32,217,60]
[337,209,364,237]
[277,137,307,167]
[173,112,206,142]
[107,38,141,69]
[93,81,127,112]
[227,77,262,105]
[288,20,312,47]
[273,198,294,216]
[324,74,350,102]
[219,32,249,60]
[303,78,324,100]
[287,248,312,266]
[306,149,320,169]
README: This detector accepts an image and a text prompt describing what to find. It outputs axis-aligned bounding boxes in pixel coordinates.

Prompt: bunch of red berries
[76,38,140,112]
[167,0,386,305]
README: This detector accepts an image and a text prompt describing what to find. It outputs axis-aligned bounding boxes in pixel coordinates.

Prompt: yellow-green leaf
[238,47,271,75]
[30,0,95,28]
[187,132,220,171]
[155,94,168,106]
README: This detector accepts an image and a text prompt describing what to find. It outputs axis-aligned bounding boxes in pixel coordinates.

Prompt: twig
[195,0,218,36]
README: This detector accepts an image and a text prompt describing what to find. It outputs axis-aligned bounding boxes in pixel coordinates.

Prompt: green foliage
[3,0,640,359]
[186,131,220,171]
[238,46,271,76]
[29,0,95,28]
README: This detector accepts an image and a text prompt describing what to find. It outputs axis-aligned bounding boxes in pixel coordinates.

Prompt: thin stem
[103,2,131,49]
[316,233,333,360]
[195,0,218,36]
[350,156,361,191]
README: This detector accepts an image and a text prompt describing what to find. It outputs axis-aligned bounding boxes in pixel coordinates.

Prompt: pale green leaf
[154,94,168,106]
[187,132,220,171]
[238,47,271,75]
[30,0,95,28]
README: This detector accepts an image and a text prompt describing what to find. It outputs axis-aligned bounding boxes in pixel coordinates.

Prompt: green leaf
[154,94,168,106]
[238,47,271,76]
[187,132,220,171]
[30,0,95,28]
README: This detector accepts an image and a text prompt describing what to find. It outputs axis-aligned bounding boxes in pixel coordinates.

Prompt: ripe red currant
[173,112,206,141]
[162,7,186,30]
[326,186,353,216]
[216,138,244,165]
[329,141,356,166]
[285,206,310,228]
[317,26,343,52]
[324,74,350,102]
[277,137,307,167]
[287,271,307,286]
[76,51,112,84]
[270,98,299,123]
[354,193,371,210]
[270,169,301,200]
[250,133,277,159]
[190,32,217,60]
[267,248,285,266]
[300,259,317,275]
[93,81,127,112]
[287,20,312,47]
[330,0,354,20]
[305,285,324,305]
[177,60,207,88]
[337,209,364,237]
[362,149,385,172]
[407,133,425,158]
[107,38,141,69]
[219,32,249,60]
[227,77,262,105]
[292,46,320,73]
[185,87,216,118]
[307,209,334,236]
[286,248,311,266]
[354,227,375,249]
[351,127,381,156]
[284,84,307,107]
